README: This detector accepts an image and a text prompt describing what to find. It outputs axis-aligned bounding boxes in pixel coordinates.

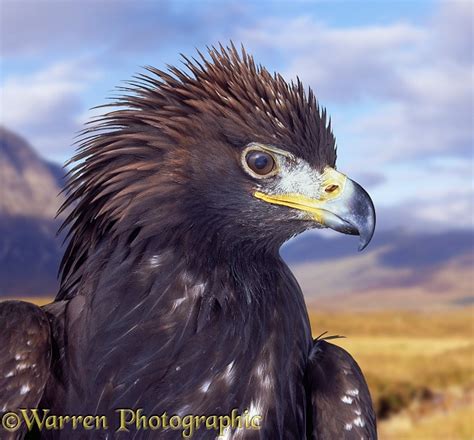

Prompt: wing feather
[306,339,377,439]
[0,300,52,439]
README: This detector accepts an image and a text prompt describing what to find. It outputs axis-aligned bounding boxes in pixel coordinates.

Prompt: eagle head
[58,44,375,296]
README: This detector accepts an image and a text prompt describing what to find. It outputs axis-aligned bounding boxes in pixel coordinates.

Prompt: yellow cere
[319,167,347,200]
[253,167,348,225]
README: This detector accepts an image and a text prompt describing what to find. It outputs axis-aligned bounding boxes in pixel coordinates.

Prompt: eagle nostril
[325,184,339,193]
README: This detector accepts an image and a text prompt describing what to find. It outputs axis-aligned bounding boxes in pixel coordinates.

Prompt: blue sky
[1,0,472,233]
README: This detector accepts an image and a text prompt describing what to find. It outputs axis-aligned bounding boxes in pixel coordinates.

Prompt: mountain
[283,229,474,310]
[0,127,65,297]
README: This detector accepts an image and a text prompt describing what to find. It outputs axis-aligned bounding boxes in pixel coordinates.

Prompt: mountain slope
[0,127,65,296]
[284,230,473,310]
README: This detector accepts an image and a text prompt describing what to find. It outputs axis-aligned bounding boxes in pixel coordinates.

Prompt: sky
[0,0,473,234]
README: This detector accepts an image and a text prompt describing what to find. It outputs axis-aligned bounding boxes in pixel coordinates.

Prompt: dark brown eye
[245,150,275,176]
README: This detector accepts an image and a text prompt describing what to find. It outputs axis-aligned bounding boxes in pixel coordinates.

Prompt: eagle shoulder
[0,300,52,439]
[306,338,377,439]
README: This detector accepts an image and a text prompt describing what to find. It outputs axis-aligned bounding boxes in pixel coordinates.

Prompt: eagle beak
[254,168,376,250]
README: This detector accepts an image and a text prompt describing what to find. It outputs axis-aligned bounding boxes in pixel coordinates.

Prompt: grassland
[309,308,474,439]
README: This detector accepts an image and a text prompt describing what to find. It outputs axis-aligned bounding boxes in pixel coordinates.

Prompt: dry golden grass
[308,308,474,338]
[2,296,53,306]
[380,400,474,440]
[309,308,474,439]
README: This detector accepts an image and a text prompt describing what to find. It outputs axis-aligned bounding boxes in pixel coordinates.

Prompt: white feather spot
[353,416,365,427]
[354,409,362,416]
[200,379,212,393]
[20,384,31,395]
[149,255,162,268]
[262,376,272,388]
[171,297,186,310]
[344,423,353,431]
[5,370,14,378]
[224,361,235,384]
[181,273,207,299]
[14,353,23,361]
[341,395,353,404]
[191,282,206,297]
[176,405,191,417]
[248,398,264,420]
[255,364,272,389]
[17,363,29,371]
[347,388,359,396]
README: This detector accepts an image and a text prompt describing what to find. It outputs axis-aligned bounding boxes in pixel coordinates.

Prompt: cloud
[0,59,101,159]
[407,191,473,230]
[238,1,473,161]
[350,171,386,189]
[0,1,169,56]
[364,152,474,232]
[374,188,473,232]
[0,0,249,58]
[239,17,424,102]
[431,0,474,66]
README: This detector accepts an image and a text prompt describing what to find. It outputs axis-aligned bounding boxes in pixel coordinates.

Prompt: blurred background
[0,0,473,437]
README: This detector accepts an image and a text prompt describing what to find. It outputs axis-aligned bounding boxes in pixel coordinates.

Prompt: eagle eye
[245,150,276,177]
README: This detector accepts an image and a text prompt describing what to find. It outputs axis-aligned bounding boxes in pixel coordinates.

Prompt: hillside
[0,127,65,296]
[0,127,65,218]
[285,230,473,310]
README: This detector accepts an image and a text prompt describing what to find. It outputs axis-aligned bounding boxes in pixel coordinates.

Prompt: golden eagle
[0,45,376,439]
